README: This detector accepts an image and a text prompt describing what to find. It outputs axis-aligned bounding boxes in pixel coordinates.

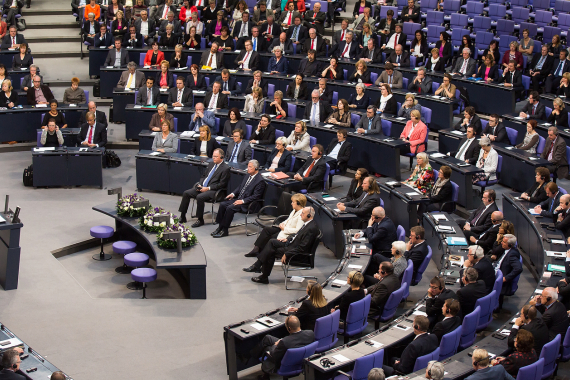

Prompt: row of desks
[32,147,104,188]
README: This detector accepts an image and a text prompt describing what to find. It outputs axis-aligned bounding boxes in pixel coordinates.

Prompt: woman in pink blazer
[399,109,427,154]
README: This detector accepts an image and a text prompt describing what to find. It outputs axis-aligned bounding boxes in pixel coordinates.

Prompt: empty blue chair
[396,225,405,241]
[473,155,502,193]
[439,326,462,360]
[511,0,528,7]
[403,22,421,38]
[561,326,570,361]
[533,0,551,11]
[139,53,146,66]
[370,72,378,84]
[244,124,253,140]
[332,91,338,105]
[537,135,546,156]
[555,0,570,15]
[450,13,469,30]
[205,77,210,87]
[412,246,432,285]
[185,56,192,67]
[381,119,392,136]
[474,290,496,331]
[309,136,316,148]
[557,14,570,38]
[543,26,561,42]
[172,117,178,132]
[487,4,507,22]
[443,0,460,16]
[343,69,348,80]
[421,107,432,126]
[289,156,296,172]
[372,283,406,329]
[505,127,518,145]
[427,25,446,44]
[351,113,361,128]
[420,0,438,15]
[459,306,481,349]
[516,357,544,380]
[472,16,492,34]
[333,349,384,380]
[275,341,319,378]
[475,31,494,56]
[511,6,530,24]
[466,1,485,18]
[496,19,515,37]
[287,103,297,118]
[413,348,440,371]
[338,295,371,343]
[275,129,284,139]
[401,260,413,299]
[267,84,275,97]
[492,270,503,310]
[314,310,340,353]
[402,77,409,89]
[534,10,553,28]
[539,334,561,379]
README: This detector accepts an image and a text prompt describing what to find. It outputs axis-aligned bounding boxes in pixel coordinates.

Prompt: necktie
[342,43,349,57]
[393,33,398,48]
[532,105,536,115]
[369,49,373,60]
[197,0,201,5]
[239,175,254,198]
[550,196,556,212]
[304,160,315,177]
[87,126,94,144]
[293,26,299,40]
[556,61,564,76]
[163,6,168,18]
[209,93,216,108]
[242,52,250,68]
[368,119,372,130]
[471,206,485,225]
[460,59,468,74]
[311,39,315,50]
[511,72,514,83]
[230,143,239,162]
[268,24,272,35]
[311,103,317,124]
[177,90,182,103]
[147,88,151,105]
[207,53,213,67]
[12,37,15,46]
[194,117,201,130]
[397,55,400,64]
[203,164,217,187]
[456,139,470,160]
[253,38,257,51]
[127,73,133,88]
[389,75,392,85]
[240,22,246,37]
[537,56,545,69]
[287,12,292,25]
[224,81,228,91]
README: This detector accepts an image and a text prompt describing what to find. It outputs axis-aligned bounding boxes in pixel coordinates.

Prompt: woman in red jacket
[501,41,523,71]
[399,109,428,155]
[143,41,165,68]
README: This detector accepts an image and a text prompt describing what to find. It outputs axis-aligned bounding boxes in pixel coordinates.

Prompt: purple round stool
[90,225,114,261]
[124,252,150,290]
[112,241,137,274]
[130,268,157,299]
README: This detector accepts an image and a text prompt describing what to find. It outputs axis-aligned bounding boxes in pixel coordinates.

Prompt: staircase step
[24,14,79,29]
[29,41,81,58]
[27,35,81,43]
[25,9,71,16]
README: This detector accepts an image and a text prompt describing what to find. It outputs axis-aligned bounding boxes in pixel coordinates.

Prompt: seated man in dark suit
[460,245,495,294]
[79,111,107,148]
[303,3,326,35]
[235,39,260,71]
[355,106,382,135]
[199,42,224,69]
[529,287,569,342]
[325,129,352,174]
[385,44,409,68]
[401,0,420,23]
[383,315,439,375]
[545,49,570,94]
[136,77,160,106]
[555,194,570,238]
[79,101,108,128]
[529,45,554,92]
[497,234,523,310]
[1,25,24,50]
[540,127,569,181]
[458,189,499,237]
[508,305,549,355]
[167,77,192,107]
[287,144,327,193]
[204,81,229,109]
[267,32,293,55]
[304,90,333,124]
[366,262,401,317]
[454,106,482,135]
[336,176,381,228]
[431,299,461,343]
[451,126,479,164]
[212,160,266,238]
[359,38,383,64]
[533,181,562,221]
[94,24,114,48]
[285,15,307,46]
[316,78,332,104]
[302,28,326,57]
[122,24,143,48]
[404,226,429,280]
[213,69,240,96]
[519,91,546,121]
[0,349,25,380]
[426,276,457,327]
[498,60,524,97]
[252,316,315,379]
[355,206,397,255]
[260,15,282,45]
[26,75,54,105]
[104,38,129,68]
[329,31,358,59]
[249,206,319,283]
[467,211,503,252]
[226,128,252,164]
[249,114,275,144]
[178,148,230,226]
[457,267,488,317]
[482,114,509,144]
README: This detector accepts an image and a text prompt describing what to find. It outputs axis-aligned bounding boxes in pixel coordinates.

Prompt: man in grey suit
[356,106,383,135]
[408,67,433,93]
[226,128,252,164]
[136,77,160,105]
[104,38,129,67]
[452,48,477,77]
[178,148,231,227]
[375,63,403,89]
[188,103,217,133]
[117,61,146,89]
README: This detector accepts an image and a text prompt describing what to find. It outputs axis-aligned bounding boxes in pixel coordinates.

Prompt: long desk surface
[93,201,208,299]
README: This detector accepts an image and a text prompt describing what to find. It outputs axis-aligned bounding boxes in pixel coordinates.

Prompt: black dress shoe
[251,276,269,284]
[179,215,187,224]
[244,250,258,257]
[211,227,222,236]
[191,219,204,228]
[212,229,229,238]
[256,373,270,380]
[243,265,261,273]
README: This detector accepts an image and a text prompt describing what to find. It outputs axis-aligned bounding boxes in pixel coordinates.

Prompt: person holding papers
[471,136,499,184]
[152,120,178,153]
[189,102,216,133]
[533,182,562,221]
[149,103,174,131]
[336,176,381,228]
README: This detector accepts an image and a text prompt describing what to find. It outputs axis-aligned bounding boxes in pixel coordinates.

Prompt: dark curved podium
[93,201,207,299]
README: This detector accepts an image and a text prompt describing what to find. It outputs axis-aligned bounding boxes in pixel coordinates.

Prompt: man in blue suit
[534,181,562,222]
[94,24,113,48]
[213,69,240,96]
[188,103,217,134]
[545,49,570,94]
[330,31,359,59]
[212,160,266,237]
[497,234,523,310]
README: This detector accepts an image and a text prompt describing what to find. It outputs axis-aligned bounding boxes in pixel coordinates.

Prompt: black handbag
[17,18,26,31]
[104,150,121,168]
[23,164,33,186]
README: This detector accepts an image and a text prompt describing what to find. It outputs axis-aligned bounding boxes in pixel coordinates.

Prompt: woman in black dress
[288,282,330,330]
[547,97,569,129]
[520,166,550,204]
[185,64,208,90]
[434,31,452,66]
[159,24,178,48]
[12,43,33,70]
[321,57,344,80]
[348,59,371,84]
[222,107,247,136]
[213,26,233,51]
[331,271,365,322]
[348,83,370,110]
[0,79,18,108]
[41,99,67,129]
[169,45,187,69]
[183,25,202,50]
[285,73,309,101]
[268,90,288,117]
[342,168,368,202]
[193,125,221,157]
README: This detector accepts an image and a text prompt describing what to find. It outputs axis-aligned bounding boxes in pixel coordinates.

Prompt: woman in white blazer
[285,120,312,152]
[151,120,179,153]
[244,194,307,257]
[243,86,265,114]
[472,136,498,183]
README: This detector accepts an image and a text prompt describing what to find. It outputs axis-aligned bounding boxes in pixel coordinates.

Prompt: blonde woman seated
[403,151,435,194]
[264,136,292,172]
[63,77,86,104]
[192,125,221,157]
[149,103,174,132]
[288,282,330,330]
[472,136,498,184]
[547,97,568,128]
[152,120,178,152]
[244,193,307,258]
[244,86,265,113]
[399,109,428,155]
[325,99,352,127]
[397,93,422,121]
[285,121,311,152]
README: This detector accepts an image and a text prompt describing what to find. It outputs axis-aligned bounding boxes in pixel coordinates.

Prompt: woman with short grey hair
[472,136,499,184]
[426,361,445,380]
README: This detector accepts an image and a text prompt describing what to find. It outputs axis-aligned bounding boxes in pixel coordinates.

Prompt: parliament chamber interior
[3,0,570,378]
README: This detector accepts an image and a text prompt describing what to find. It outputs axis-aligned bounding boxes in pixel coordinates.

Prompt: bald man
[555,194,570,238]
[79,101,108,127]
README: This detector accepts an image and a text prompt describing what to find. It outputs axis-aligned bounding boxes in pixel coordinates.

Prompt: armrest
[246,198,265,213]
[272,215,289,226]
[214,188,227,202]
[257,205,278,219]
[334,370,352,380]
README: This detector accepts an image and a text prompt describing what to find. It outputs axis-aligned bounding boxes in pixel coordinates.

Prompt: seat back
[396,225,406,242]
[511,6,530,23]
[382,119,392,136]
[450,13,469,29]
[543,26,562,42]
[505,127,518,145]
[309,136,317,148]
[472,16,492,33]
[350,349,385,380]
[533,0,551,11]
[139,52,145,66]
[245,124,253,140]
[475,31,494,52]
[495,19,515,37]
[379,5,398,18]
[379,283,406,322]
[557,13,570,29]
[466,1,485,18]
[275,129,284,139]
[332,91,338,105]
[474,290,496,331]
[492,269,503,309]
[561,326,570,361]
[559,187,568,195]
[421,106,432,125]
[370,72,378,84]
[516,357,544,380]
[426,10,445,25]
[488,4,507,21]
[537,135,546,156]
[427,25,446,43]
[289,156,296,172]
[459,306,481,349]
[351,113,361,128]
[413,348,440,372]
[344,294,371,338]
[186,56,192,67]
[172,117,178,132]
[412,246,432,285]
[287,103,297,118]
[267,84,275,97]
[314,310,340,353]
[276,341,319,377]
[439,326,462,360]
[36,130,42,147]
[534,10,553,27]
[555,0,570,15]
[403,22,421,37]
[420,0,439,14]
[401,260,413,299]
[539,334,561,378]
[443,0,460,15]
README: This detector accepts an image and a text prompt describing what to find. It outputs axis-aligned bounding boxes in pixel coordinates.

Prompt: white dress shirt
[455,137,475,161]
[140,20,149,36]
[327,141,344,159]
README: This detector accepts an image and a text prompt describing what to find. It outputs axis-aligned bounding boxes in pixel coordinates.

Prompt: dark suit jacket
[294,157,327,192]
[475,64,500,81]
[304,10,326,35]
[547,109,568,127]
[267,37,293,54]
[231,174,266,212]
[158,32,178,48]
[104,48,129,66]
[425,288,457,324]
[136,86,160,105]
[285,24,307,44]
[550,57,570,77]
[261,23,282,43]
[384,31,406,49]
[297,58,319,78]
[330,40,359,59]
[521,101,546,120]
[302,37,326,57]
[473,224,500,253]
[198,161,230,191]
[536,301,569,341]
[203,91,229,109]
[483,122,509,143]
[428,180,453,212]
[469,256,496,294]
[499,247,523,294]
[283,219,320,257]
[507,318,549,355]
[26,85,54,105]
[525,181,548,204]
[193,138,221,157]
[286,81,309,100]
[404,240,429,279]
[344,192,380,222]
[538,191,563,220]
[529,54,554,77]
[394,333,439,375]
[154,4,175,22]
[457,280,487,317]
[293,299,330,330]
[0,33,25,49]
[268,330,315,371]
[318,87,333,104]
[408,76,433,94]
[199,50,224,68]
[265,148,292,172]
[401,4,420,22]
[134,18,156,37]
[234,50,260,71]
[167,87,192,106]
[454,114,482,135]
[498,69,524,91]
[364,216,397,253]
[0,369,25,380]
[79,122,107,147]
[213,75,240,96]
[251,125,276,145]
[386,51,410,68]
[432,316,461,343]
[122,32,144,48]
[82,20,101,37]
[159,19,182,37]
[303,100,333,123]
[226,140,252,163]
[232,20,253,38]
[467,202,499,234]
[452,137,479,164]
[325,138,352,172]
[555,209,570,238]
[186,74,208,90]
[155,71,175,88]
[540,136,569,179]
[243,78,268,98]
[348,69,371,84]
[367,273,400,316]
[79,110,107,127]
[359,47,383,64]
[94,32,113,47]
[425,57,446,72]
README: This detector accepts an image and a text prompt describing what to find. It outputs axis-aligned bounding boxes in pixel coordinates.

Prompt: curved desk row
[502,112,570,148]
[93,201,207,299]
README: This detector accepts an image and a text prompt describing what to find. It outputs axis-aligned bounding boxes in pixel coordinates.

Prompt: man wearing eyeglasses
[26,75,54,105]
[0,349,24,379]
[458,189,499,236]
[425,276,456,327]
